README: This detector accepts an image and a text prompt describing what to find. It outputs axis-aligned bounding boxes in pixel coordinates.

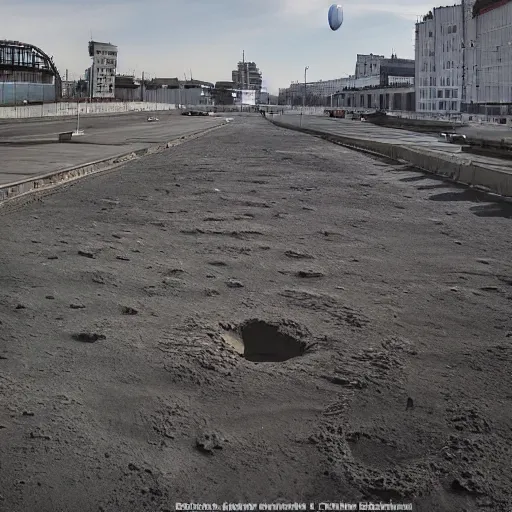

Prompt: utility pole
[301,66,309,126]
[141,71,144,102]
[241,50,245,112]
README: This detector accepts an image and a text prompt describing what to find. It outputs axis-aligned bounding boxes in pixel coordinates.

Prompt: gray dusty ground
[1,116,512,511]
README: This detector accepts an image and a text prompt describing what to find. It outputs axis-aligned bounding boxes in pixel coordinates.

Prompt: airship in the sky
[328,4,344,31]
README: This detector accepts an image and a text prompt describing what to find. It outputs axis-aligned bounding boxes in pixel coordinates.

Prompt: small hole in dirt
[221,319,307,362]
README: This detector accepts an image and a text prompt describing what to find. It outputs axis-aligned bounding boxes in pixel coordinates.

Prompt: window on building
[445,89,450,98]
[448,26,452,34]
[439,101,445,110]
[451,101,457,110]
[452,89,458,98]
[452,25,457,33]
[447,77,450,86]
[438,89,443,98]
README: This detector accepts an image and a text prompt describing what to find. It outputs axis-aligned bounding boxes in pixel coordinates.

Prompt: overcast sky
[3,0,434,92]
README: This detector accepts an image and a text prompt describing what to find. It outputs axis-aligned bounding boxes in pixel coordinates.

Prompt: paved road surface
[0,111,179,139]
[0,117,511,511]
[0,112,225,185]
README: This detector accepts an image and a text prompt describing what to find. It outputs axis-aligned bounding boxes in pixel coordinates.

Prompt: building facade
[463,0,512,114]
[415,5,464,113]
[88,41,118,99]
[415,0,512,115]
[334,86,415,111]
[355,54,385,78]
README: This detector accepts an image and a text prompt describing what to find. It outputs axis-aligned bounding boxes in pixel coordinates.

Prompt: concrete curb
[0,122,225,205]
[268,118,512,198]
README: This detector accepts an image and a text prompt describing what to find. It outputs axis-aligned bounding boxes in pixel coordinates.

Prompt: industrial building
[232,59,262,91]
[0,40,61,105]
[232,54,263,103]
[87,40,118,99]
[278,53,414,108]
[279,78,349,106]
[212,81,236,105]
[114,75,214,106]
[333,54,415,110]
[335,85,415,111]
[415,0,512,116]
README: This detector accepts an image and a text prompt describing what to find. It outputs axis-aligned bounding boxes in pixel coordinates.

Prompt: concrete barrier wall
[0,101,177,119]
[268,117,512,198]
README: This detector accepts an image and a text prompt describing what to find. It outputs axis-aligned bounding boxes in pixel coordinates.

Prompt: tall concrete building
[415,5,464,113]
[415,0,512,116]
[463,0,512,114]
[87,40,118,99]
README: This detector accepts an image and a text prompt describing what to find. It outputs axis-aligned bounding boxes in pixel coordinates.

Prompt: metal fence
[0,82,56,105]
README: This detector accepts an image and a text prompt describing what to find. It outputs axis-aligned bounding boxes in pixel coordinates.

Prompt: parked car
[181,110,209,117]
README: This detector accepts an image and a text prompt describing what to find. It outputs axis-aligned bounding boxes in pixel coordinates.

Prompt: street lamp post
[300,65,309,127]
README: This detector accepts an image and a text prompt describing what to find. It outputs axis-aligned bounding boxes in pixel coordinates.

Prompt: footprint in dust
[284,250,314,260]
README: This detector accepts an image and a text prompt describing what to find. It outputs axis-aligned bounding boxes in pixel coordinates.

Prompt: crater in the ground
[220,319,308,362]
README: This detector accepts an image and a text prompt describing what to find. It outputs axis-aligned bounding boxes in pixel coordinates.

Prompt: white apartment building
[415,5,464,113]
[87,40,118,99]
[416,0,512,115]
[463,0,512,113]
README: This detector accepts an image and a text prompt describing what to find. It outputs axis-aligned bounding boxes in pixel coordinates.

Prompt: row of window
[418,76,457,87]
[96,59,116,66]
[419,60,457,73]
[419,87,459,99]
[95,50,117,56]
[428,24,457,37]
[94,67,116,75]
[443,40,458,52]
[418,101,459,111]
